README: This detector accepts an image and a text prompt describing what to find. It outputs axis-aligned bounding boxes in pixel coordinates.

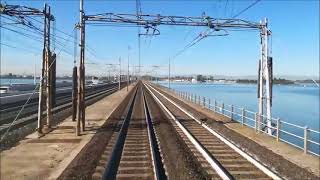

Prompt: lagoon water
[1,78,319,153]
[158,81,320,154]
[0,78,72,85]
[3,78,318,129]
[159,82,319,129]
[0,78,38,85]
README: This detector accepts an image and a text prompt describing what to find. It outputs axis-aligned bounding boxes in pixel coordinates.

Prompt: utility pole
[258,18,272,135]
[168,58,171,89]
[72,29,78,122]
[80,9,274,135]
[37,4,54,134]
[127,46,130,91]
[136,0,142,79]
[1,3,57,134]
[34,55,37,85]
[76,0,85,135]
[45,5,52,129]
[37,6,46,133]
[119,57,121,91]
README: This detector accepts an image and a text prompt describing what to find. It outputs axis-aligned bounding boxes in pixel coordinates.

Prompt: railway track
[145,82,281,180]
[0,83,123,125]
[0,83,126,134]
[92,83,167,180]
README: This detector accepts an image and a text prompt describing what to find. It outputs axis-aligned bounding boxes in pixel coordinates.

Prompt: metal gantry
[75,0,273,135]
[0,3,56,135]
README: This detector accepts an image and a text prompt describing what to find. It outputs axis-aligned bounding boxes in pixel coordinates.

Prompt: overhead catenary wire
[0,27,77,143]
[27,15,100,57]
[0,42,40,54]
[1,14,76,52]
[1,24,75,54]
[1,19,75,56]
[170,0,262,61]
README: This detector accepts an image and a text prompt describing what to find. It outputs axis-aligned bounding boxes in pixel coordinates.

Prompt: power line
[231,0,261,19]
[1,15,75,54]
[1,26,43,42]
[0,42,40,54]
[171,0,262,61]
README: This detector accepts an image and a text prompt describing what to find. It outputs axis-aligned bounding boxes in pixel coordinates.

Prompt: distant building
[196,75,204,82]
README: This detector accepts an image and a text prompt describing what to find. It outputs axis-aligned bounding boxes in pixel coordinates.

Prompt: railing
[157,84,320,156]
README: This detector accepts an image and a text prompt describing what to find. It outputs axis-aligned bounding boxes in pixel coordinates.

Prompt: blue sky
[1,0,319,78]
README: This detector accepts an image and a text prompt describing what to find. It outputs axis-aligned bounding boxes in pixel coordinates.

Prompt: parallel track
[0,83,125,134]
[0,83,122,125]
[145,82,281,180]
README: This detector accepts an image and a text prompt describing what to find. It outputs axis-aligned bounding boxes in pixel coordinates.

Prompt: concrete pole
[46,5,52,128]
[138,34,141,78]
[72,66,77,121]
[34,55,37,85]
[168,58,171,89]
[77,0,85,135]
[258,19,264,134]
[127,46,130,91]
[81,12,86,132]
[37,60,44,134]
[264,18,272,135]
[119,57,121,91]
[37,4,48,134]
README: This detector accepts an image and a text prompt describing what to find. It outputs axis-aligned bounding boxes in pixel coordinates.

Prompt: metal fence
[158,84,320,156]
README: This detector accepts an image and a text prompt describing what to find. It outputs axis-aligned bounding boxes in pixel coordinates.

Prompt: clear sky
[1,0,319,78]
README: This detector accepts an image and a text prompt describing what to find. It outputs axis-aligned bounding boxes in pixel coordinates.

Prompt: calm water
[0,78,72,85]
[1,78,319,153]
[0,78,38,85]
[158,81,320,154]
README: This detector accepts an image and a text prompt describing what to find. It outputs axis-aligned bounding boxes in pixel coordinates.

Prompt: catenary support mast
[0,3,55,134]
[78,1,273,134]
[76,0,86,135]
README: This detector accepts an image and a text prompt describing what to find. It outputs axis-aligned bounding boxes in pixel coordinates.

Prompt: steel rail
[0,85,121,135]
[145,83,233,180]
[0,84,120,125]
[146,83,282,180]
[102,87,138,179]
[143,89,167,180]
